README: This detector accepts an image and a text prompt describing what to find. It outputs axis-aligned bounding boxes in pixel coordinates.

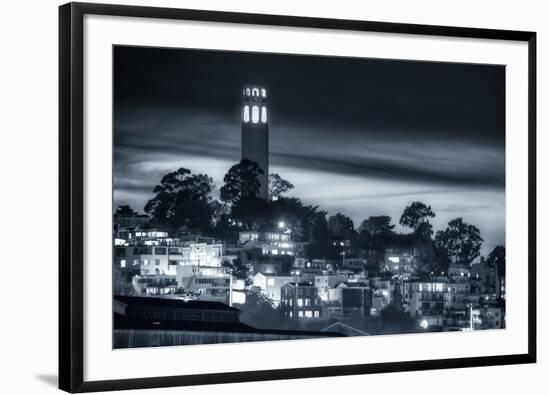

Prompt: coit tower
[241,86,269,200]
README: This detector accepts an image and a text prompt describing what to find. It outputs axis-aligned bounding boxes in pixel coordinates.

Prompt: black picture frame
[59,2,537,393]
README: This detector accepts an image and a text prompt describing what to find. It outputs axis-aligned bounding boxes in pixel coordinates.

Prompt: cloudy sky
[114,46,505,257]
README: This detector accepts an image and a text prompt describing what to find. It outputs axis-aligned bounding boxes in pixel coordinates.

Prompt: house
[176,264,231,304]
[238,230,295,256]
[448,263,470,280]
[280,282,323,319]
[401,280,450,318]
[252,273,293,306]
[314,274,348,301]
[337,282,372,317]
[383,248,415,276]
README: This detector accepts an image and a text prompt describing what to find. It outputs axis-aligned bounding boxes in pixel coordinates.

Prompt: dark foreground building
[114,295,344,348]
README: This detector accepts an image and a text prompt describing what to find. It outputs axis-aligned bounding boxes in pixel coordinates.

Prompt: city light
[278,221,285,229]
[420,319,429,329]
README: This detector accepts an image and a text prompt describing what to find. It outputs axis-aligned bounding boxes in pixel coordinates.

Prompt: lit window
[252,106,259,123]
[261,88,266,97]
[267,278,275,286]
[305,310,312,318]
[246,88,250,96]
[314,311,320,318]
[297,298,303,307]
[252,88,259,96]
[243,106,250,123]
[298,311,304,317]
[261,106,267,123]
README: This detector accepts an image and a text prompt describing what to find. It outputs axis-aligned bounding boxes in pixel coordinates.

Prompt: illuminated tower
[241,86,269,200]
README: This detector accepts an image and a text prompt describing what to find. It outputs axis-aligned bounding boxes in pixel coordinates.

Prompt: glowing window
[267,278,275,286]
[261,106,267,123]
[245,88,250,96]
[252,88,259,96]
[261,88,266,97]
[243,106,250,123]
[252,106,259,123]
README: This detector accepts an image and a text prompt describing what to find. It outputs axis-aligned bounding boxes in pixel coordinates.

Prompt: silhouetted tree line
[116,159,504,276]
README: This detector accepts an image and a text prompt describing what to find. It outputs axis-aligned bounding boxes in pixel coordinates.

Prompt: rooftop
[114,295,240,312]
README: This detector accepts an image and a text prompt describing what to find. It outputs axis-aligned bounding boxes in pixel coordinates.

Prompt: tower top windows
[251,106,259,124]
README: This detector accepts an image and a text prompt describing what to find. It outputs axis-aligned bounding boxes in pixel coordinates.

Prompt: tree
[399,201,435,232]
[356,216,396,270]
[433,230,451,274]
[437,218,483,266]
[306,211,335,259]
[486,245,505,277]
[269,173,294,200]
[144,168,215,229]
[114,205,138,217]
[328,213,356,240]
[222,257,249,281]
[220,159,264,204]
[358,216,395,237]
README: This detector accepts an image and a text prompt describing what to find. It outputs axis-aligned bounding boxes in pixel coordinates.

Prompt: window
[289,311,293,318]
[261,106,267,123]
[169,260,178,266]
[298,311,304,317]
[243,105,250,123]
[155,247,167,255]
[305,310,313,318]
[252,106,259,123]
[252,88,259,96]
[155,259,160,265]
[314,310,320,318]
[297,298,303,307]
[305,298,311,306]
[245,88,250,96]
[261,88,266,97]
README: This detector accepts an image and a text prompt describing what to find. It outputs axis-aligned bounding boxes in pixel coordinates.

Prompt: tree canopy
[400,201,435,232]
[144,168,215,230]
[435,217,483,266]
[328,213,356,240]
[269,173,294,200]
[486,245,505,276]
[220,159,264,204]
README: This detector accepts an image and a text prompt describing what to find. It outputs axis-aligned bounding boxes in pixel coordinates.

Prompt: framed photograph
[59,2,536,393]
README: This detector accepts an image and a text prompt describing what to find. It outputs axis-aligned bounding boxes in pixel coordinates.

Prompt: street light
[420,319,429,329]
[278,221,285,229]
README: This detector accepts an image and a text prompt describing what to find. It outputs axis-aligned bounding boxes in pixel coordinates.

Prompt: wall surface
[0,0,547,394]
